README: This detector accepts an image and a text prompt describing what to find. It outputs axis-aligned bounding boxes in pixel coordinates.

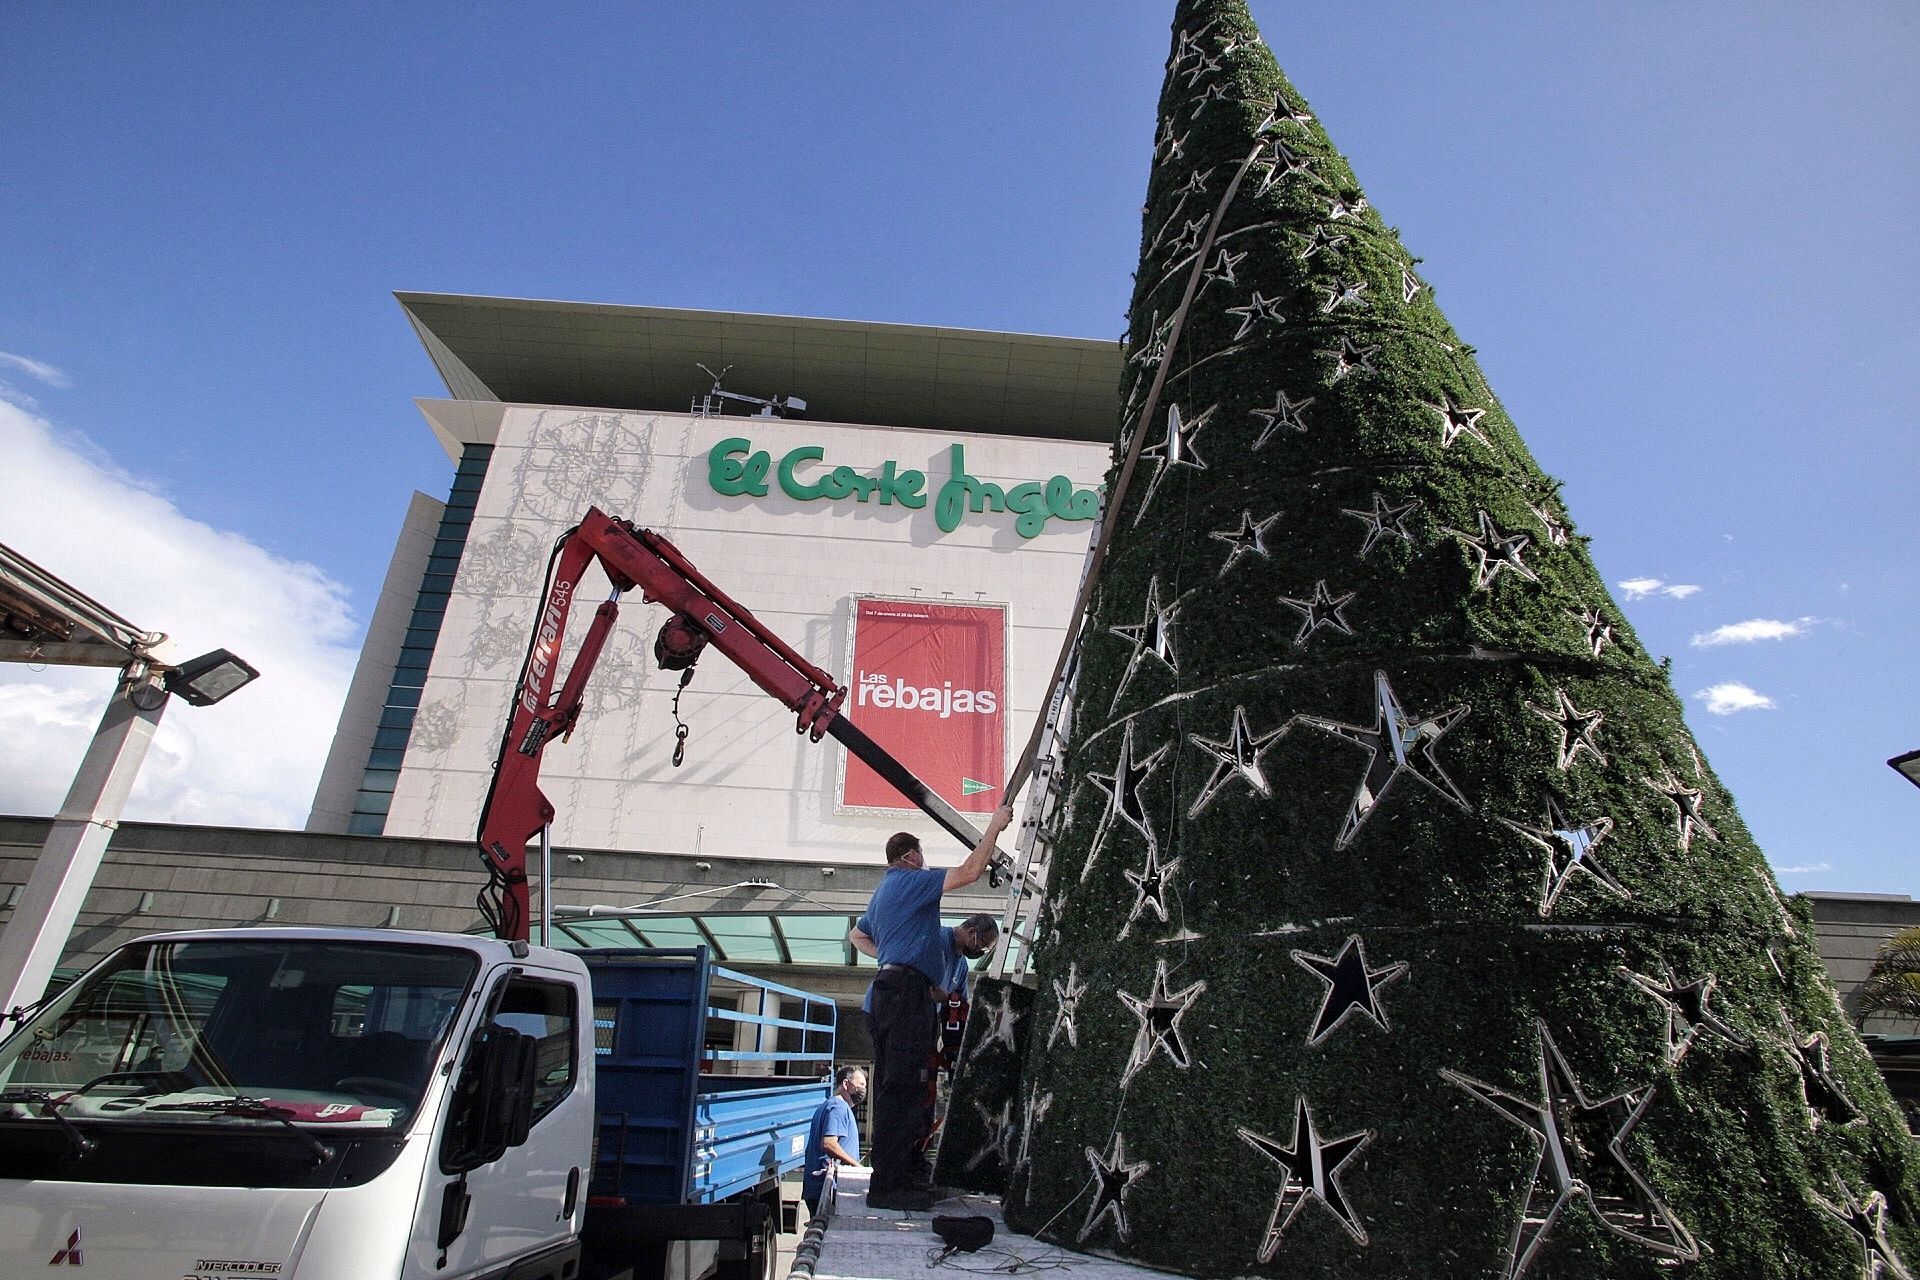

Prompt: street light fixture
[1890,749,1920,792]
[164,648,260,706]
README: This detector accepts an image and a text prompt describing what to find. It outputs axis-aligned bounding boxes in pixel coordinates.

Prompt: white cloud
[1694,682,1776,715]
[0,351,72,388]
[0,401,360,828]
[1775,862,1833,875]
[1691,618,1810,647]
[1619,576,1701,601]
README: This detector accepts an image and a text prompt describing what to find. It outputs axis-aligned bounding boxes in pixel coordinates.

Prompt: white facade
[382,399,1109,862]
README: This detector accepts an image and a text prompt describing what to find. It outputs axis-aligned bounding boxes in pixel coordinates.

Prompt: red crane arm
[475,507,1006,942]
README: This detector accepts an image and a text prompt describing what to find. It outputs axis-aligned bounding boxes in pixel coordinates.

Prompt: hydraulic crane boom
[476,507,1013,942]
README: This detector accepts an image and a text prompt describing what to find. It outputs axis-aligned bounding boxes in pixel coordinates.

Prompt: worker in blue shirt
[848,805,1012,1211]
[802,1066,867,1217]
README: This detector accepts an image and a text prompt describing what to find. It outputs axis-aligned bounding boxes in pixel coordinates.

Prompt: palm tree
[1857,927,1920,1028]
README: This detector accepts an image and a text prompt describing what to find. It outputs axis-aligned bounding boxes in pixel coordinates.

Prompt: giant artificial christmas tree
[961,4,1920,1277]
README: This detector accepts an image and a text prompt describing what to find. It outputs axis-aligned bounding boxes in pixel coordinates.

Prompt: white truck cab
[0,927,594,1280]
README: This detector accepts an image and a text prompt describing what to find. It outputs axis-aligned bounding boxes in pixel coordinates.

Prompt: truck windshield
[0,938,477,1131]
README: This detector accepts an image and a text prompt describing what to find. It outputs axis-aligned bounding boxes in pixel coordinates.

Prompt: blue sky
[3,4,1917,892]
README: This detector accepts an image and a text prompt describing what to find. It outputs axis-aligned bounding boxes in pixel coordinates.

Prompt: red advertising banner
[842,598,1007,814]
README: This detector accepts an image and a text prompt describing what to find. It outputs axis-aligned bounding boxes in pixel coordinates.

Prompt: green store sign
[706,437,1101,539]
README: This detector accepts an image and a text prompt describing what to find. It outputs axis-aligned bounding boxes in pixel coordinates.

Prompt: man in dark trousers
[801,1066,867,1218]
[848,804,1012,1211]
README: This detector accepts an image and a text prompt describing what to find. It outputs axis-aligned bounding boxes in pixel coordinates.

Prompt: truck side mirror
[443,1025,539,1173]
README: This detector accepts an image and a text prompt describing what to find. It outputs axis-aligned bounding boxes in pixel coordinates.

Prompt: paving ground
[783,1168,1176,1280]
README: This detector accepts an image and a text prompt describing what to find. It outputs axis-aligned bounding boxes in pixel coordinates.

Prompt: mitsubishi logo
[49,1227,82,1266]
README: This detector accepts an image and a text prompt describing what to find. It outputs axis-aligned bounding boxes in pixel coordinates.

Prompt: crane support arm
[476,507,1007,942]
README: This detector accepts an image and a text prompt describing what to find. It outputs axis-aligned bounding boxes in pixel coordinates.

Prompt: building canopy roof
[541,909,1021,971]
[397,292,1123,442]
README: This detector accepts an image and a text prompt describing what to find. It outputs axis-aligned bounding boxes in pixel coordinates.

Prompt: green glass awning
[533,909,1021,971]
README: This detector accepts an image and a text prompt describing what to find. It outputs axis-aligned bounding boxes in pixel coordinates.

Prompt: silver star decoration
[1180,50,1222,88]
[1049,963,1087,1049]
[1200,247,1248,291]
[1167,23,1214,70]
[1116,960,1206,1085]
[1277,579,1357,648]
[1129,310,1171,369]
[1164,216,1208,259]
[1122,843,1181,936]
[1401,264,1426,304]
[1209,509,1279,577]
[1782,1016,1861,1128]
[1255,139,1312,194]
[1153,116,1187,161]
[968,985,1021,1060]
[1015,1085,1053,1180]
[1133,403,1214,526]
[1528,498,1569,546]
[1078,1132,1150,1244]
[1258,92,1315,133]
[1328,194,1368,220]
[1106,577,1182,710]
[1570,607,1614,657]
[1251,388,1314,448]
[1176,167,1214,198]
[1813,1178,1914,1280]
[1290,935,1408,1046]
[1320,280,1367,314]
[1447,510,1538,589]
[1620,965,1744,1065]
[1224,290,1286,340]
[1443,1021,1700,1279]
[1342,493,1421,558]
[1189,81,1231,117]
[1299,224,1349,261]
[1644,767,1719,850]
[1301,670,1472,849]
[1498,798,1623,918]
[1324,335,1380,381]
[1423,392,1493,451]
[1238,1097,1374,1257]
[1082,722,1170,880]
[1187,706,1291,818]
[1527,687,1606,770]
[965,1098,1017,1172]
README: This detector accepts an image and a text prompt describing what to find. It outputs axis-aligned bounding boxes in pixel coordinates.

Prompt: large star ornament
[1497,797,1623,918]
[1448,510,1539,589]
[1106,577,1182,710]
[1250,389,1314,449]
[1783,1016,1862,1128]
[1224,290,1286,341]
[1049,963,1087,1049]
[1620,965,1744,1065]
[1290,934,1408,1046]
[1300,670,1472,850]
[1423,391,1493,451]
[1341,492,1421,558]
[1122,843,1182,936]
[1277,579,1357,648]
[1208,509,1279,577]
[1324,336,1380,382]
[1187,705,1291,818]
[1570,606,1615,657]
[1643,767,1719,850]
[968,985,1021,1060]
[1813,1178,1914,1280]
[966,1098,1017,1172]
[1116,960,1206,1085]
[1079,1132,1150,1244]
[1442,1021,1699,1278]
[1133,404,1215,527]
[1082,722,1170,881]
[1237,1097,1374,1257]
[1527,687,1606,771]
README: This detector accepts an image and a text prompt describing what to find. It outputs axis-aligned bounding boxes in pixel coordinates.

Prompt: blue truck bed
[584,947,836,1206]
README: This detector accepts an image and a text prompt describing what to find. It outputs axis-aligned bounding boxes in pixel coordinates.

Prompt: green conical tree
[985,4,1920,1276]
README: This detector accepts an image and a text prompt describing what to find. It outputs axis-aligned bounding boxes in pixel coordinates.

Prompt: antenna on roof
[691,363,807,420]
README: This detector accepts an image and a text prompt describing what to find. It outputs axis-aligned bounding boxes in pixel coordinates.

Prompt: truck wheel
[715,1200,779,1280]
